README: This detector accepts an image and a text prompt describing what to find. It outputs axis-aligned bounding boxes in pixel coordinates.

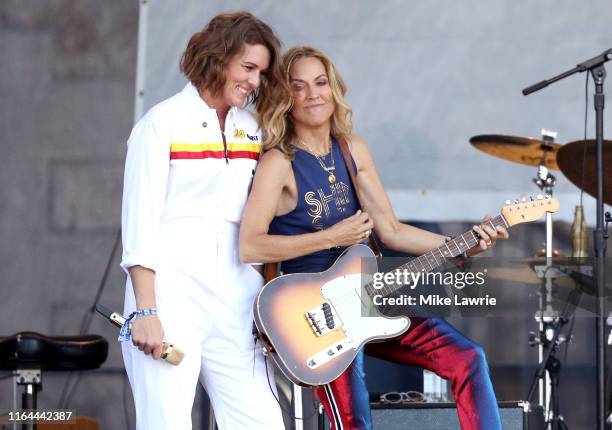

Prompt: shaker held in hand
[95,304,184,365]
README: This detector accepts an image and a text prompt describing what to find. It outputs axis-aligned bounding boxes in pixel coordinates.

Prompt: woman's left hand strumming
[466,213,509,257]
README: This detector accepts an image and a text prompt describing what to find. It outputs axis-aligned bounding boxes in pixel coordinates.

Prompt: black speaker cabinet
[321,401,544,429]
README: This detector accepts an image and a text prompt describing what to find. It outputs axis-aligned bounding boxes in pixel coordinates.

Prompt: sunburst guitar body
[254,244,407,386]
[254,196,560,386]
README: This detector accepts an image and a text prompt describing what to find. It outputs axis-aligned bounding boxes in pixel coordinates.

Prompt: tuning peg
[521,197,527,202]
[514,199,519,204]
[505,200,512,205]
[537,194,544,200]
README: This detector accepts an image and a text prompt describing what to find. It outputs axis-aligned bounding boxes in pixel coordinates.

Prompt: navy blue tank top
[269,139,361,274]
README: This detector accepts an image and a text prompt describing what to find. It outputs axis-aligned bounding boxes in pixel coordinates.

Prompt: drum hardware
[469,127,612,428]
[469,129,566,427]
[532,130,559,423]
[470,60,612,427]
[524,49,611,430]
[468,53,612,425]
[558,142,612,429]
[524,291,574,430]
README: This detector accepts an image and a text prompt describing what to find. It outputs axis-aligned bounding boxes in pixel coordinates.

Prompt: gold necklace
[297,137,336,184]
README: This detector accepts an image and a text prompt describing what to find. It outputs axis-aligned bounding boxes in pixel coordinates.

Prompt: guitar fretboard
[364,215,508,299]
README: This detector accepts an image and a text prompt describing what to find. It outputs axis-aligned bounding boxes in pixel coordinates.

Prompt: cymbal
[557,139,612,205]
[470,134,561,170]
[486,267,541,285]
[486,259,579,289]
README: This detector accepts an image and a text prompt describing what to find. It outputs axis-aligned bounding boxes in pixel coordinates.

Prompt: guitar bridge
[305,301,340,337]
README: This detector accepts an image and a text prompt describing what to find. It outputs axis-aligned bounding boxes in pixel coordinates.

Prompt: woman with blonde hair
[120,12,286,430]
[240,46,507,429]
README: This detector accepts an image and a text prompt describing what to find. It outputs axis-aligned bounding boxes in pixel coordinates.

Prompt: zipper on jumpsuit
[221,107,235,165]
[216,110,234,262]
[221,131,229,165]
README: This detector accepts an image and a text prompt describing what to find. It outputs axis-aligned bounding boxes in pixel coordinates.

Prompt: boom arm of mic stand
[522,48,612,95]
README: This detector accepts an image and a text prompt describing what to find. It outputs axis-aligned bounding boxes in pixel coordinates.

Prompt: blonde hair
[260,46,353,155]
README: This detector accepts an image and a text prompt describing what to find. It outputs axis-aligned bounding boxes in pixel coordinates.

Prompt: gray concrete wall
[140,0,612,224]
[0,1,138,428]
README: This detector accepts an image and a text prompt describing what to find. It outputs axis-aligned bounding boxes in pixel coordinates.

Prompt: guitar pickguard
[304,273,409,369]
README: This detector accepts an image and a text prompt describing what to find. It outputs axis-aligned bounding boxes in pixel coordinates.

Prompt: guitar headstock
[501,195,560,227]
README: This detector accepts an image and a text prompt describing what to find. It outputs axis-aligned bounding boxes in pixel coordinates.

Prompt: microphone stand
[523,48,611,429]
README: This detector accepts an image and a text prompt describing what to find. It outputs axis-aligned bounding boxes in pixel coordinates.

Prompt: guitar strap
[261,137,383,284]
[337,137,383,260]
[262,260,280,284]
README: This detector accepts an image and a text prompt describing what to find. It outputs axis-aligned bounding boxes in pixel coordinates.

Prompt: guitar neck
[365,214,508,299]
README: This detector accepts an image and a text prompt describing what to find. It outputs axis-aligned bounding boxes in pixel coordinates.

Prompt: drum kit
[468,132,611,429]
[470,134,612,204]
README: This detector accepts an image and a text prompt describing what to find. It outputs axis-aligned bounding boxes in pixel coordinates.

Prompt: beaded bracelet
[118,308,158,342]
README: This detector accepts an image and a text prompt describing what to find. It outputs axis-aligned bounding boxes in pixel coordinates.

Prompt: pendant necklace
[298,137,336,184]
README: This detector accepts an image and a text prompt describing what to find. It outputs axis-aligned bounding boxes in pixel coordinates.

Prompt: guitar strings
[315,217,505,320]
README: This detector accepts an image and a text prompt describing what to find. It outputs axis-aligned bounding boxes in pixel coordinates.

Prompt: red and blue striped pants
[316,317,502,430]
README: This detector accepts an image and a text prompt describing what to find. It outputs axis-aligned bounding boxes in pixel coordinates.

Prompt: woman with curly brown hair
[240,46,508,430]
[120,12,285,429]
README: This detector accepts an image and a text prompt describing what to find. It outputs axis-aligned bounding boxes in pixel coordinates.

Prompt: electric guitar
[254,196,560,386]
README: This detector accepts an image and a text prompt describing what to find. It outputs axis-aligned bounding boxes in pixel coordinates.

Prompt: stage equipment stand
[523,47,612,430]
[528,130,561,423]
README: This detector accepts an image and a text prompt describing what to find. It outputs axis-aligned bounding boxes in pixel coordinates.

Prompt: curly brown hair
[180,11,285,115]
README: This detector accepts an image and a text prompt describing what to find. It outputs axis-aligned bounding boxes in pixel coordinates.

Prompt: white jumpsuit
[120,82,285,430]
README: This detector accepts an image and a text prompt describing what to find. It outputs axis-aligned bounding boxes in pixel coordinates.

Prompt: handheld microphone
[95,304,184,365]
